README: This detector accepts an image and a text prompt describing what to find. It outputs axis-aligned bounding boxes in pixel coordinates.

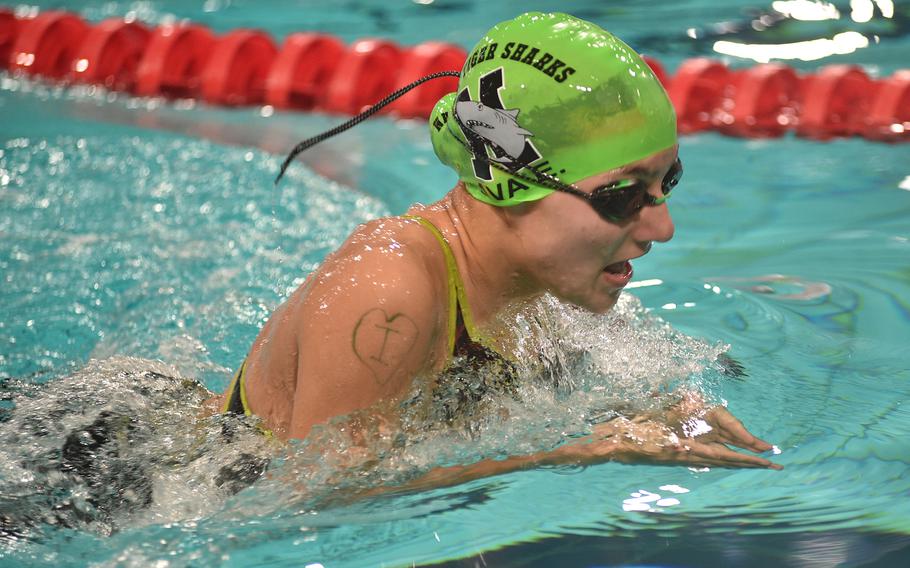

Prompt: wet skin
[214,145,782,475]
[498,146,678,315]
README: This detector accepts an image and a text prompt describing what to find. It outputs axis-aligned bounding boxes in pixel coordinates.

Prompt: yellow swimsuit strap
[222,360,275,439]
[221,360,250,415]
[403,215,483,356]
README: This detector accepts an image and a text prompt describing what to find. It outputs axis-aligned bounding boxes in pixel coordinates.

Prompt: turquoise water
[2,1,910,566]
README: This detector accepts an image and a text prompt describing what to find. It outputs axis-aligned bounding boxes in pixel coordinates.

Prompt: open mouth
[603,260,632,275]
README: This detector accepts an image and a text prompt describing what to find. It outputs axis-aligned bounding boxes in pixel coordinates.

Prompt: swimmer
[214,12,782,484]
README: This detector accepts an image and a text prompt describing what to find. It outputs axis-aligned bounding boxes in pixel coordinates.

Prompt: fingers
[718,424,773,453]
[708,407,775,453]
[740,435,774,454]
[606,414,784,470]
[677,439,783,470]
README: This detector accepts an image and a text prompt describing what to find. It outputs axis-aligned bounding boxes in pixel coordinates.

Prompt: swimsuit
[222,359,250,416]
[403,215,497,363]
[223,214,511,420]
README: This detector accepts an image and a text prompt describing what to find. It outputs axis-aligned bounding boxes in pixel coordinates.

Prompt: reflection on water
[441,528,910,568]
[622,484,691,512]
[634,0,908,70]
[718,273,833,301]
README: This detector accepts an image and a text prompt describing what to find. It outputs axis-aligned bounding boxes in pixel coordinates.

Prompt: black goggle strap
[446,109,587,198]
[447,125,633,222]
[490,158,587,197]
[275,70,462,185]
[448,108,682,209]
[447,121,667,224]
[446,122,663,222]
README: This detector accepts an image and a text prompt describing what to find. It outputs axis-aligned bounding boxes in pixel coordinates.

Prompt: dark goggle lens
[589,158,683,220]
[661,158,683,195]
[589,186,647,219]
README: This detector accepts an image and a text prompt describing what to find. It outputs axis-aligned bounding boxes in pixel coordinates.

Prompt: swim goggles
[559,157,682,222]
[481,151,682,222]
[445,100,681,222]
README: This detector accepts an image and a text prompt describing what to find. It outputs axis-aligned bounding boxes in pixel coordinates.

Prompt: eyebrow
[620,165,658,178]
[622,158,680,178]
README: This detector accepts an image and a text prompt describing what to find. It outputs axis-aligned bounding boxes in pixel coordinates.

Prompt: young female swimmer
[214,12,782,482]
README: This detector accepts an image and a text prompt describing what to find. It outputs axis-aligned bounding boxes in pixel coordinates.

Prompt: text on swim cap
[477,178,529,201]
[463,43,499,75]
[474,159,566,201]
[463,42,576,83]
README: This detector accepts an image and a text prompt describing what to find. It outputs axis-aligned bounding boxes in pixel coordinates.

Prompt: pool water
[2,1,910,567]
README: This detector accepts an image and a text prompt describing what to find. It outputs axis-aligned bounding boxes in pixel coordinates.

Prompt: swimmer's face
[510,145,678,314]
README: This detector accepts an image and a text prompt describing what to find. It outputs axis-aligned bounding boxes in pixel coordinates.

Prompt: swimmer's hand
[551,408,783,470]
[683,405,779,457]
[353,406,780,499]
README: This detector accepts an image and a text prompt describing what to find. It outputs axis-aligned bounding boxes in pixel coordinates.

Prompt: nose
[634,200,675,244]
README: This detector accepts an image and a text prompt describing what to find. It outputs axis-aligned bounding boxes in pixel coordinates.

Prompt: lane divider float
[2,9,907,142]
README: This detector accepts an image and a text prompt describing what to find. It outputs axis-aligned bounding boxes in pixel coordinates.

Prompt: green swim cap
[429,12,677,206]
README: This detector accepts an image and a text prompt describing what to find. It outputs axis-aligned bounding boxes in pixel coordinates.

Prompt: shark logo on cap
[454,67,542,182]
[454,101,533,163]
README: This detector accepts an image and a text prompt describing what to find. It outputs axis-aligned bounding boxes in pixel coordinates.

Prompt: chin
[570,290,620,315]
[588,299,619,314]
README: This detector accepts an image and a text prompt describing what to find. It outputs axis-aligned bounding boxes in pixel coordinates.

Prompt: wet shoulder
[291,216,453,398]
[320,215,450,293]
[297,216,450,337]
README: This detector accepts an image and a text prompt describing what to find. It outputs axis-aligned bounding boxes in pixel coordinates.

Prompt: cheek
[514,197,626,280]
[530,231,598,273]
[552,225,623,267]
[533,238,607,297]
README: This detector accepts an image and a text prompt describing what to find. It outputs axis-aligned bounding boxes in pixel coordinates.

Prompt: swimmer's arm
[288,236,441,441]
[375,407,781,496]
[548,410,782,470]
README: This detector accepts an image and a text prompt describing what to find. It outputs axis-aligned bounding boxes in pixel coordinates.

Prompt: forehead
[616,146,679,178]
[570,145,679,189]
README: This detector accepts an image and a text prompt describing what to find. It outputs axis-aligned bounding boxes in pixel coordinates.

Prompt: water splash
[0,293,732,540]
[0,357,271,540]
[273,293,731,506]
